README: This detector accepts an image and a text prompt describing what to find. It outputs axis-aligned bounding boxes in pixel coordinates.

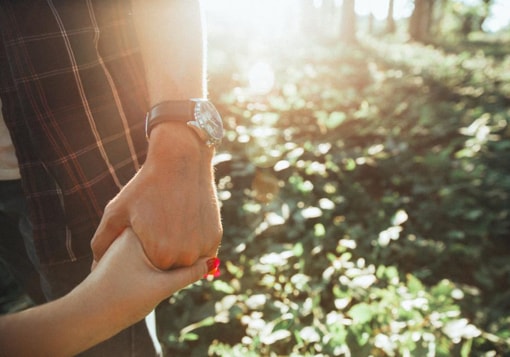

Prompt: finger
[158,257,211,297]
[90,202,129,264]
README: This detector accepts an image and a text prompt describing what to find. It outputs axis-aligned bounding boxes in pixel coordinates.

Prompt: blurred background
[2,0,510,356]
[157,1,510,356]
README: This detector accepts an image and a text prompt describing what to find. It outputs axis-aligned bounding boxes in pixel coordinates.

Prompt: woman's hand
[86,227,214,322]
[0,228,218,357]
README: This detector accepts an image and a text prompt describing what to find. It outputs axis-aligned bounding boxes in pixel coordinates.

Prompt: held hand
[0,227,219,357]
[79,228,218,329]
[91,123,222,269]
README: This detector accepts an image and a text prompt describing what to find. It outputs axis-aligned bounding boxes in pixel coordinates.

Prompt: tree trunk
[368,13,375,35]
[386,0,396,34]
[409,0,435,42]
[340,0,357,44]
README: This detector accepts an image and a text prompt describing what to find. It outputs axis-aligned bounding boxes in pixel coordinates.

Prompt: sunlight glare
[204,0,297,38]
[485,0,510,32]
[248,62,275,95]
[313,0,323,9]
[355,0,413,21]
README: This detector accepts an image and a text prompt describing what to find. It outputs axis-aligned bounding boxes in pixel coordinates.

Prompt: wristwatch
[145,99,223,147]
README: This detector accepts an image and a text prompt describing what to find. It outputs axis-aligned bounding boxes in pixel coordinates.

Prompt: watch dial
[195,101,224,142]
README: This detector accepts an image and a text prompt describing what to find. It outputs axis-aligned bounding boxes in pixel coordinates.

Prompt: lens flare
[248,61,275,95]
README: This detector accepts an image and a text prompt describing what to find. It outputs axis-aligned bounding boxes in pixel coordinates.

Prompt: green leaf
[213,280,236,294]
[326,111,347,129]
[406,274,424,294]
[348,303,374,324]
[461,338,473,357]
[314,223,326,237]
[182,333,199,341]
[293,242,304,257]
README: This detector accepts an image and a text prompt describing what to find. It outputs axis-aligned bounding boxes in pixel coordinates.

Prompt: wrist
[145,122,214,168]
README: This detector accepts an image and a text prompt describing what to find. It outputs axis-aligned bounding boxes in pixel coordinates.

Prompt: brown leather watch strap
[145,100,194,139]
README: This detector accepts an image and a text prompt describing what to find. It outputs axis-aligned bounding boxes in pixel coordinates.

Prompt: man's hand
[90,0,222,269]
[90,123,222,269]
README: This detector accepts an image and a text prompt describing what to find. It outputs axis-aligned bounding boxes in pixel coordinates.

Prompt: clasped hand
[90,124,223,270]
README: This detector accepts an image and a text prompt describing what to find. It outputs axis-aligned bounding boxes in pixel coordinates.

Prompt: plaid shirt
[0,0,149,265]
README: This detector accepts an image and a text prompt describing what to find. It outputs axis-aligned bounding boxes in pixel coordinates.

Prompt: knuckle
[212,225,223,246]
[181,245,200,266]
[179,254,198,267]
[90,235,99,248]
[90,239,98,253]
[146,242,173,270]
[90,234,104,256]
[102,200,118,219]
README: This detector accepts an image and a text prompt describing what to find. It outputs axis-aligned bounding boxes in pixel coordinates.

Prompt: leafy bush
[157,36,510,356]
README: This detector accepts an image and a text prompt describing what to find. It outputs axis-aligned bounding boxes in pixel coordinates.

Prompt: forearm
[131,0,206,104]
[0,291,124,356]
[0,229,212,356]
[0,231,143,356]
[131,0,210,163]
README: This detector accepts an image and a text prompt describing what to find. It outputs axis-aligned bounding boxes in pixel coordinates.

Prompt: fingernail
[206,257,220,272]
[205,257,221,278]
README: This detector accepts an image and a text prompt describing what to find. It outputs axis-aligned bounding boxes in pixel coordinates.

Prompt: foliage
[156,33,510,356]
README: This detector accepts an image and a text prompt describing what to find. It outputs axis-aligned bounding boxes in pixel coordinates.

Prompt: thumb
[157,257,218,298]
[90,202,129,267]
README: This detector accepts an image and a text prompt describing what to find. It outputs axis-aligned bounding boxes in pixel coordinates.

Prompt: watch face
[194,100,224,144]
